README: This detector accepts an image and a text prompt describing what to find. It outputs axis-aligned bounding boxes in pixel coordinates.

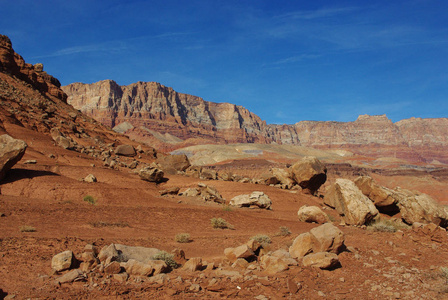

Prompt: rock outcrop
[63,80,448,164]
[289,156,327,195]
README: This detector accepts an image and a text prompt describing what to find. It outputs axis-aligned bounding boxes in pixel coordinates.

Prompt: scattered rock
[229,191,272,209]
[259,255,289,274]
[159,186,180,196]
[289,156,327,195]
[271,167,295,189]
[0,134,27,181]
[224,245,256,263]
[301,252,340,269]
[324,178,379,225]
[84,174,97,183]
[354,176,398,208]
[55,269,84,284]
[51,250,74,272]
[297,205,330,224]
[123,259,154,276]
[23,159,37,164]
[104,261,122,274]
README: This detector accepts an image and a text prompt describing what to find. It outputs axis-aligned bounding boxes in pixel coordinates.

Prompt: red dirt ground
[1,123,448,299]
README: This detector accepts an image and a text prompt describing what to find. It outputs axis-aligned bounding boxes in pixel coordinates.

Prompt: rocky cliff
[63,81,448,164]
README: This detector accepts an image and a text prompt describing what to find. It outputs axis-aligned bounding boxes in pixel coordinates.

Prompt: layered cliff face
[63,80,270,144]
[63,81,448,164]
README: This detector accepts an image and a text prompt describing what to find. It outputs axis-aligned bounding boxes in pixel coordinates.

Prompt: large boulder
[289,232,314,259]
[324,178,379,226]
[139,166,164,183]
[115,144,136,157]
[229,191,272,209]
[297,205,330,224]
[0,134,27,181]
[156,154,191,174]
[393,187,448,227]
[289,156,327,194]
[354,176,398,208]
[224,245,256,263]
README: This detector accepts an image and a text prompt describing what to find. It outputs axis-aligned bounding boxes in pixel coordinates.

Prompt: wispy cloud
[273,6,359,21]
[267,54,321,66]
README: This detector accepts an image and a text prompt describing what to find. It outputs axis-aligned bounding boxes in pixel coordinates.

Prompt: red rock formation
[63,79,448,164]
[0,34,67,102]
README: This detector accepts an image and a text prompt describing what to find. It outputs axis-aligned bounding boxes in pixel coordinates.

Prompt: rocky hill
[63,80,448,164]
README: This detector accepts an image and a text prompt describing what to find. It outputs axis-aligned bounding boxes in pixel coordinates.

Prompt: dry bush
[83,195,96,205]
[175,233,191,243]
[250,234,272,245]
[276,226,291,236]
[91,221,129,228]
[367,218,409,233]
[211,217,233,229]
[19,225,36,232]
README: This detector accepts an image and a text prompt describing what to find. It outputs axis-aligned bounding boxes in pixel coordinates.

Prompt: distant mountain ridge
[62,80,448,164]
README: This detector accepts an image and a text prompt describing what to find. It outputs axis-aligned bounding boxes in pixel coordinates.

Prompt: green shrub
[151,251,178,269]
[211,217,233,229]
[19,225,36,232]
[175,233,191,243]
[83,195,96,205]
[222,205,232,212]
[250,234,272,245]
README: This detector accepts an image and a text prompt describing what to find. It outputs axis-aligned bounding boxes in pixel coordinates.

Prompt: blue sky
[1,0,448,124]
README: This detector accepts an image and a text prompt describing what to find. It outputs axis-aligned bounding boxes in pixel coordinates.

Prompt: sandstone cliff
[63,81,448,164]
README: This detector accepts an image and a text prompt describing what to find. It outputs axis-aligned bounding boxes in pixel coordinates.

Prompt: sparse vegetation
[90,221,129,228]
[276,226,291,236]
[367,218,409,233]
[250,234,272,245]
[211,217,233,229]
[175,233,191,243]
[151,251,178,269]
[19,225,36,232]
[83,195,96,205]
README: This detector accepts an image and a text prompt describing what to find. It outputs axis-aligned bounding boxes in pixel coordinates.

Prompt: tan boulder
[289,232,314,259]
[354,176,398,207]
[98,243,160,263]
[51,250,74,272]
[289,156,327,194]
[183,257,203,272]
[309,223,345,254]
[104,261,122,274]
[224,245,255,262]
[123,259,154,276]
[229,191,272,209]
[259,255,289,275]
[301,252,340,269]
[55,269,84,284]
[271,168,295,189]
[0,134,27,181]
[297,205,330,224]
[324,178,379,225]
[148,260,169,275]
[156,154,191,173]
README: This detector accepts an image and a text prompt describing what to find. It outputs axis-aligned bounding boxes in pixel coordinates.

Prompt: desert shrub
[151,251,178,269]
[440,267,448,283]
[367,218,408,233]
[211,217,233,229]
[175,233,191,243]
[276,226,291,236]
[222,205,232,212]
[83,195,96,205]
[91,221,129,228]
[19,225,36,232]
[250,234,272,245]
